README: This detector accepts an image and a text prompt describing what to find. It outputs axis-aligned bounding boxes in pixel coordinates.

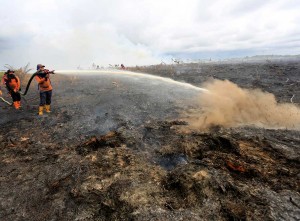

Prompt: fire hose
[21,70,55,96]
[0,96,12,106]
[0,70,55,106]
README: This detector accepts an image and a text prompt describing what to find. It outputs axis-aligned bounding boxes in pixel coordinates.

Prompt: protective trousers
[11,90,21,102]
[10,90,21,109]
[39,90,52,106]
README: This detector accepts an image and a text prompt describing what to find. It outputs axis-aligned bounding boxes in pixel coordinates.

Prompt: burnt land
[0,61,299,220]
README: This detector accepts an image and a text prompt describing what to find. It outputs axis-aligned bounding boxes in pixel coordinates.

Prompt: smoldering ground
[184,79,300,130]
[1,62,300,221]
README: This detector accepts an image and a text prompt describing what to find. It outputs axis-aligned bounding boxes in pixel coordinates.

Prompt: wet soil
[0,61,300,220]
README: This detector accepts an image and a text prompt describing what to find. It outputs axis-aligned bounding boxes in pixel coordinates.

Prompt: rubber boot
[38,106,44,115]
[45,105,51,113]
[13,101,19,109]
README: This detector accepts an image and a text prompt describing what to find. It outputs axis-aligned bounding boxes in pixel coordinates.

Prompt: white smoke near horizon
[185,79,300,130]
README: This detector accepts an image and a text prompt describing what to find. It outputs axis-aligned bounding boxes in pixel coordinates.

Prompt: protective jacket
[1,73,21,92]
[35,71,53,92]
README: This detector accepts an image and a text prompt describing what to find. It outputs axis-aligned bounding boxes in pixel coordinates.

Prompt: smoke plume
[186,79,300,130]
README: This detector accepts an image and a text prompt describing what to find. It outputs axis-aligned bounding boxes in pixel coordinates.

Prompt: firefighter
[35,64,54,115]
[1,69,21,109]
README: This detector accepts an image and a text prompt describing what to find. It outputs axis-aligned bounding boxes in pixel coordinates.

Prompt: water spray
[56,70,209,93]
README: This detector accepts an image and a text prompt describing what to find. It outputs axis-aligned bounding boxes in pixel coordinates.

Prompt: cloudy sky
[0,0,300,69]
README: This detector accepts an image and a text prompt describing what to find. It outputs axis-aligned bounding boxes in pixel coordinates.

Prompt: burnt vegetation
[0,60,300,220]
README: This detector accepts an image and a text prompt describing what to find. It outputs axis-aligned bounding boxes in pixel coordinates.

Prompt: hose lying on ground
[0,97,12,105]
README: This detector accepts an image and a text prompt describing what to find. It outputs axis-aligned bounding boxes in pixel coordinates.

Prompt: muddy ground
[0,61,299,221]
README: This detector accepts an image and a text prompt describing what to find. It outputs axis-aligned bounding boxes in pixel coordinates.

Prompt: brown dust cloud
[185,79,300,130]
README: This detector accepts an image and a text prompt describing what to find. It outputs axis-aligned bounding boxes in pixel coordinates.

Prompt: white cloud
[0,0,300,69]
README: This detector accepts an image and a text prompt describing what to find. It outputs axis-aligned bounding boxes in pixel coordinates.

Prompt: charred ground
[0,61,299,220]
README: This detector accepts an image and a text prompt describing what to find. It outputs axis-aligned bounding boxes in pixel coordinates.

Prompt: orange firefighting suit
[1,72,21,109]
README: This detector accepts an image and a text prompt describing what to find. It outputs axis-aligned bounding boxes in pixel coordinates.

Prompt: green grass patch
[0,72,4,79]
